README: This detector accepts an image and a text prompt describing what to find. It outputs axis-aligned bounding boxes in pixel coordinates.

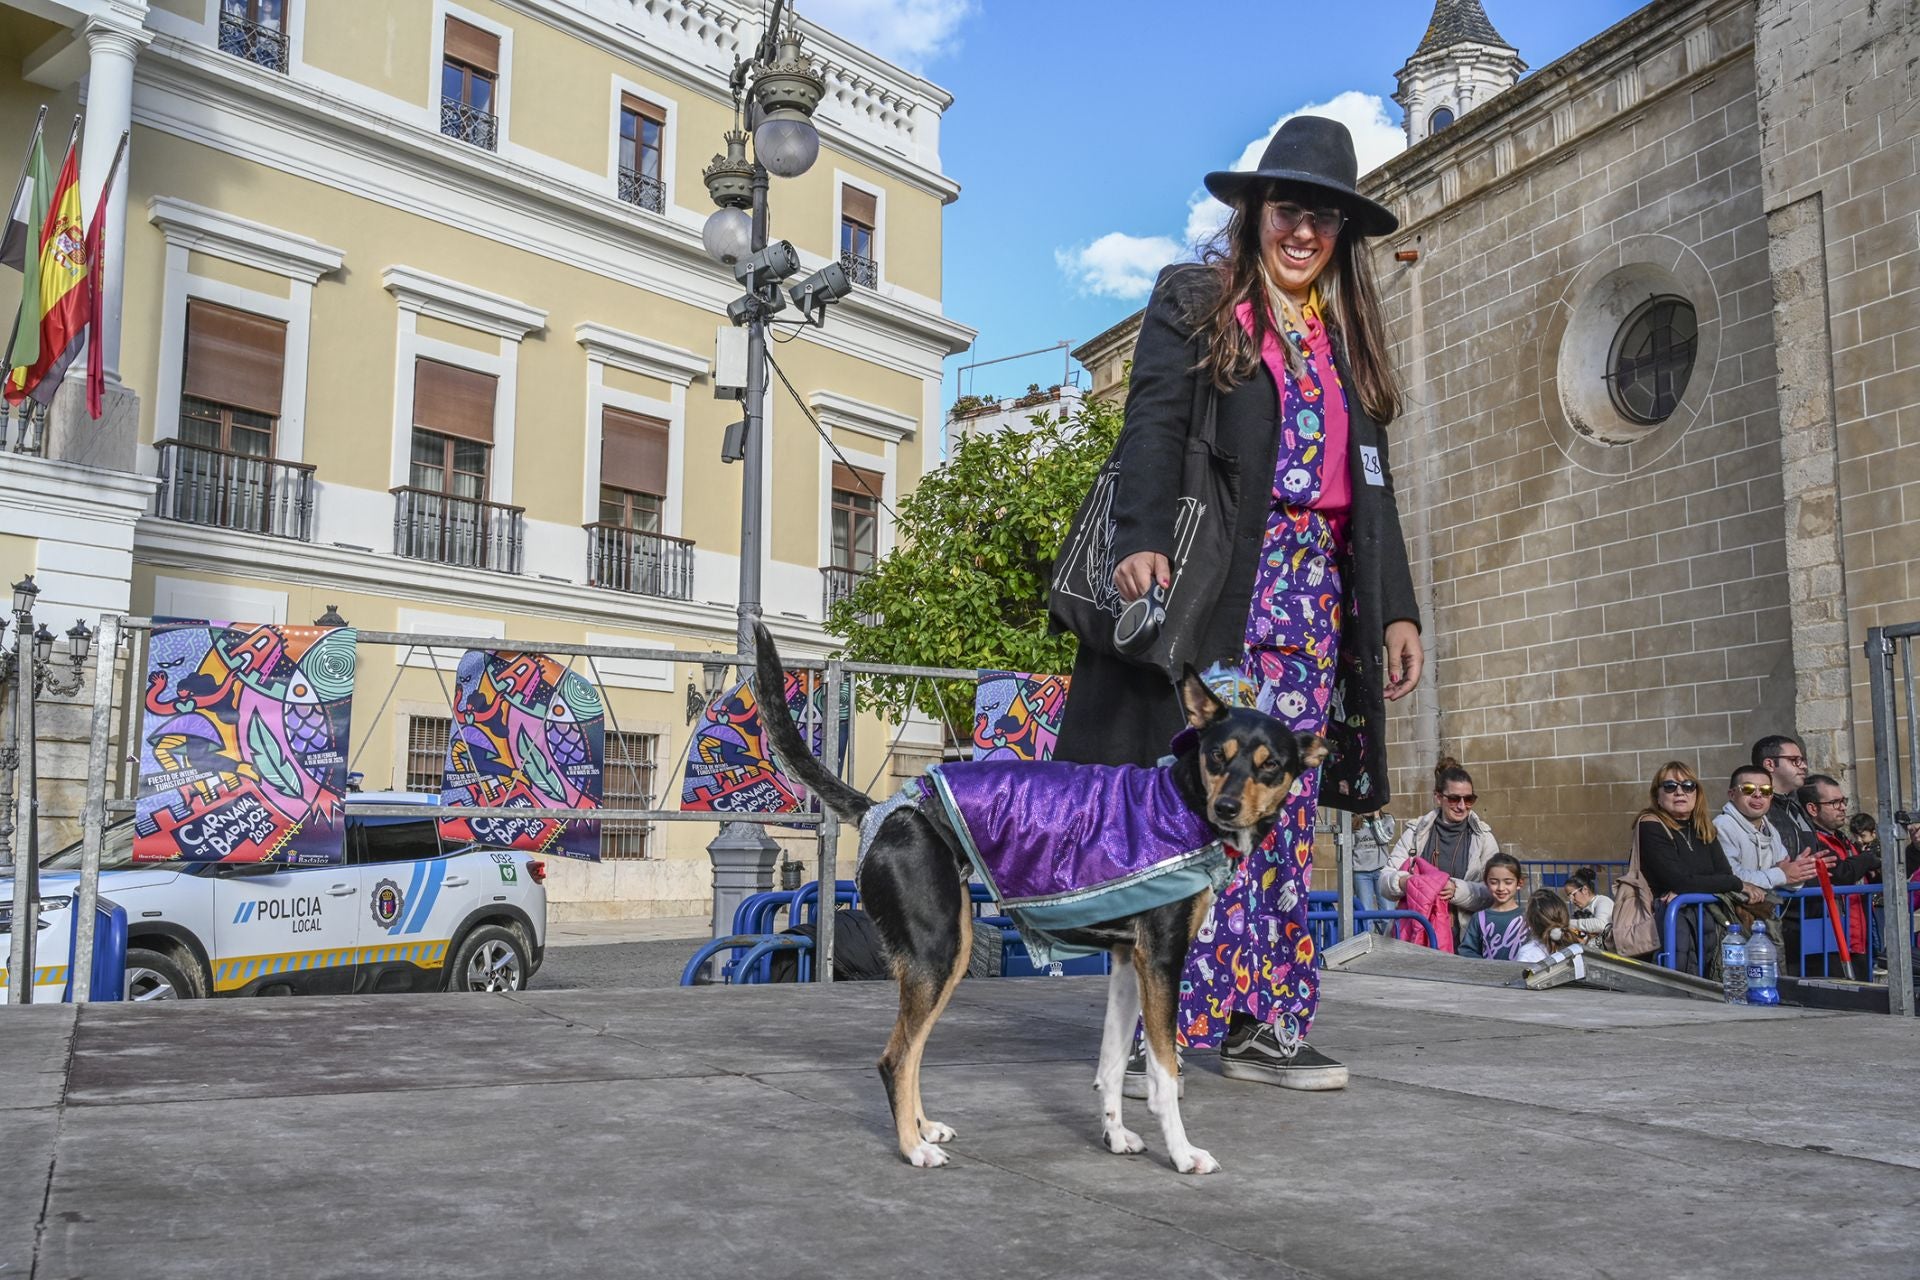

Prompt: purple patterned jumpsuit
[1176,294,1350,1050]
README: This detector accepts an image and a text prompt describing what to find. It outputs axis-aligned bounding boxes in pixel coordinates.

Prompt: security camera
[787,261,852,324]
[733,239,801,289]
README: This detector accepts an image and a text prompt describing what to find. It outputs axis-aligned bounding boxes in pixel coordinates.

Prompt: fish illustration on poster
[134,620,357,865]
[680,670,846,816]
[437,650,605,861]
[972,671,1070,762]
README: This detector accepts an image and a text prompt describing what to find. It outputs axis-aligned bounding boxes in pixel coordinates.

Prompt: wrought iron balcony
[154,440,316,541]
[391,486,523,573]
[218,13,290,72]
[839,252,878,288]
[2,400,47,456]
[820,564,873,616]
[587,524,694,600]
[618,167,666,214]
[440,97,498,151]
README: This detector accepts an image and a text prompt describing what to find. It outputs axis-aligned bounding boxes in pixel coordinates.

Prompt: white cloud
[799,0,975,71]
[1183,91,1408,248]
[1055,232,1186,301]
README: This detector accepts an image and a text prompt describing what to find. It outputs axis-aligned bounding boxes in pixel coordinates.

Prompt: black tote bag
[1048,378,1237,678]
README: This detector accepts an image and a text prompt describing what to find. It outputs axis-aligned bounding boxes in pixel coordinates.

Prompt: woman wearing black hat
[1054,116,1423,1093]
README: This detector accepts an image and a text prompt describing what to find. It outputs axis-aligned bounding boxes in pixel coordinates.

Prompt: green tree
[828,396,1122,740]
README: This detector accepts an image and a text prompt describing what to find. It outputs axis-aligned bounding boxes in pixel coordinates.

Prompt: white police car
[0,792,547,1002]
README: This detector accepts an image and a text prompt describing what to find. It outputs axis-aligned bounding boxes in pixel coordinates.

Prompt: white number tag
[1359,445,1384,486]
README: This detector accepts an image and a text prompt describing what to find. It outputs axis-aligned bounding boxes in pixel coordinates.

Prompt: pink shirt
[1235,298,1352,519]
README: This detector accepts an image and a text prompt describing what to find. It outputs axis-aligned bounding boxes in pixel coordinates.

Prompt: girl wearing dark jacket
[1053,117,1423,1091]
[1635,761,1760,974]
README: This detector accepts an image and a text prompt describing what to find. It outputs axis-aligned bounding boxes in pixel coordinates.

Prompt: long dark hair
[1190,184,1402,423]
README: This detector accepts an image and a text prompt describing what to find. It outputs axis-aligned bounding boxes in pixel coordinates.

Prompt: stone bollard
[705,820,781,980]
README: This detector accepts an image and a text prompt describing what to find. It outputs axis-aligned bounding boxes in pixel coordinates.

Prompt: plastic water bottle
[1746,922,1780,1006]
[1720,923,1747,1004]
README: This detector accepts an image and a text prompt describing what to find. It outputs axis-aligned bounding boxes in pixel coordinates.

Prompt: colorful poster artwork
[681,671,844,816]
[972,672,1070,763]
[134,621,358,865]
[437,651,606,862]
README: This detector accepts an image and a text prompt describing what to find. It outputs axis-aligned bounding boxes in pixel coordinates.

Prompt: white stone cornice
[573,322,709,386]
[147,196,343,283]
[382,265,547,342]
[808,389,916,444]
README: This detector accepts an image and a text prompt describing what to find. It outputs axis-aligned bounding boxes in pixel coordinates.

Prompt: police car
[0,792,547,1002]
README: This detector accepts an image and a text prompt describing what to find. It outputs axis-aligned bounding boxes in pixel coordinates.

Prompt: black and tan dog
[753,624,1323,1174]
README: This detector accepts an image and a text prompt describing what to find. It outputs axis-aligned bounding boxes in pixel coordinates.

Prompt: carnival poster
[134,620,358,865]
[680,670,845,816]
[971,671,1070,763]
[437,650,605,861]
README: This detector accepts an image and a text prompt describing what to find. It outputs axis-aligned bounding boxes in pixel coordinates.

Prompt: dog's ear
[1177,665,1230,731]
[1296,732,1328,769]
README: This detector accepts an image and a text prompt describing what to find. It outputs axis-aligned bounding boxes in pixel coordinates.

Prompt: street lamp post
[2,574,94,1004]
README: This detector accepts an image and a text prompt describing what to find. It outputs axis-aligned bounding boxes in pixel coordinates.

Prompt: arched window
[1429,107,1455,136]
[1606,295,1699,425]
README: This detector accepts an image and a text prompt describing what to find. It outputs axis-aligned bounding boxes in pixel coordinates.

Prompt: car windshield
[40,819,141,872]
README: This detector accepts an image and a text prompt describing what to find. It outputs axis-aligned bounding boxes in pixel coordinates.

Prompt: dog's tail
[751,622,873,825]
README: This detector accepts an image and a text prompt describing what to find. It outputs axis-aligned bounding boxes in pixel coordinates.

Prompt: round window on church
[1605,295,1698,425]
[1429,107,1454,135]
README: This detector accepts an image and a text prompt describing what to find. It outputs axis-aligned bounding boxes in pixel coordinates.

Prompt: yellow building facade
[0,0,972,917]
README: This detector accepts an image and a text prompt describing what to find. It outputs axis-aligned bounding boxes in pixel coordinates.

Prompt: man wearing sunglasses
[1713,765,1818,899]
[1752,734,1816,856]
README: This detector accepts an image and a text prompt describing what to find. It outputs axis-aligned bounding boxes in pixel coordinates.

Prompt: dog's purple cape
[915,760,1233,965]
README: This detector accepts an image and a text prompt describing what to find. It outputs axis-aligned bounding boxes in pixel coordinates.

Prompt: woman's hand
[1439,877,1458,903]
[1741,883,1767,905]
[1113,552,1170,603]
[1383,620,1424,701]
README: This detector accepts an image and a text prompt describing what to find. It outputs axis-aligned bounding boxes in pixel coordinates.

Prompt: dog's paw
[1102,1125,1146,1155]
[905,1142,950,1168]
[1172,1146,1219,1175]
[920,1119,957,1144]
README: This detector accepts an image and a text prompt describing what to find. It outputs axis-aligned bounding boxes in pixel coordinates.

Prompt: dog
[752,623,1324,1174]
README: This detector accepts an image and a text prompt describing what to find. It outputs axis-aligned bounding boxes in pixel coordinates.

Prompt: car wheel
[125,947,198,1002]
[448,924,529,993]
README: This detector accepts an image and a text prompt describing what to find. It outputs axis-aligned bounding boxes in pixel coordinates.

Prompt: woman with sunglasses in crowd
[1636,761,1762,975]
[1380,756,1501,932]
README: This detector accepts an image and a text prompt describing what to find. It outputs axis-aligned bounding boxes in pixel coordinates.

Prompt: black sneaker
[1121,1037,1183,1100]
[1219,1019,1348,1090]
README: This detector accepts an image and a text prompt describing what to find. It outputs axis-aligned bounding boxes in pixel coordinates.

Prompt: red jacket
[1812,829,1875,955]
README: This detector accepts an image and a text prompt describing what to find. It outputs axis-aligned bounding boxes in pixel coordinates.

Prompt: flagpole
[3,115,77,381]
[1,105,48,244]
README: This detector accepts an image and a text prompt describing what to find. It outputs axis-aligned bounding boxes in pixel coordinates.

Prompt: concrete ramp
[1323,932,1725,1002]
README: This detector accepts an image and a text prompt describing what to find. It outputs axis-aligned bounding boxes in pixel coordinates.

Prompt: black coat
[1054,264,1420,812]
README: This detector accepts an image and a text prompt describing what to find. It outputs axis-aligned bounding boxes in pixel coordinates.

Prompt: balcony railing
[154,440,316,541]
[440,97,498,151]
[618,167,666,214]
[392,486,523,573]
[839,252,878,288]
[218,12,289,72]
[821,564,872,613]
[587,524,694,600]
[2,400,47,456]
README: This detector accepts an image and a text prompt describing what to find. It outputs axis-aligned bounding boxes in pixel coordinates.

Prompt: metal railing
[391,486,523,573]
[820,565,869,616]
[1867,620,1919,1015]
[154,440,316,541]
[586,523,693,600]
[440,97,498,151]
[618,167,665,214]
[3,400,47,455]
[839,251,877,288]
[217,12,289,72]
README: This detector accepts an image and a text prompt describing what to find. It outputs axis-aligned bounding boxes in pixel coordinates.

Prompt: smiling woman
[1050,115,1423,1092]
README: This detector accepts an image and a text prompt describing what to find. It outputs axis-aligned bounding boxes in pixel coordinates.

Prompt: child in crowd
[1564,866,1614,943]
[1459,854,1530,960]
[1515,889,1574,963]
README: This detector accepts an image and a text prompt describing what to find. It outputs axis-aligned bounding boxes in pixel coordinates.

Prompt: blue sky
[815,0,1649,406]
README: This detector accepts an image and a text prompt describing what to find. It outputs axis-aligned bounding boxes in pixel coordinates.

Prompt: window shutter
[601,408,670,497]
[444,17,499,75]
[621,93,667,126]
[841,185,877,227]
[412,358,497,445]
[183,299,287,418]
[832,461,882,498]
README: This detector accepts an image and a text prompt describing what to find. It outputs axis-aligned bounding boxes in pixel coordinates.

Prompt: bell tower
[1393,0,1527,146]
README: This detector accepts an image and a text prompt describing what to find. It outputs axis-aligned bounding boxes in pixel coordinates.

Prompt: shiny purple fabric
[921,760,1217,906]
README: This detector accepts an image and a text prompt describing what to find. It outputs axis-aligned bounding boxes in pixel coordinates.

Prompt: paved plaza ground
[5,971,1918,1279]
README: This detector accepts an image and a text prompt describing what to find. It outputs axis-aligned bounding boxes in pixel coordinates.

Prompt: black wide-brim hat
[1204,115,1399,238]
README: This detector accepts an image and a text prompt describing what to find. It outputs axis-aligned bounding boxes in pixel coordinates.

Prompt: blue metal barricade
[61,895,127,1003]
[1306,892,1439,958]
[1521,860,1628,897]
[1656,884,1892,979]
